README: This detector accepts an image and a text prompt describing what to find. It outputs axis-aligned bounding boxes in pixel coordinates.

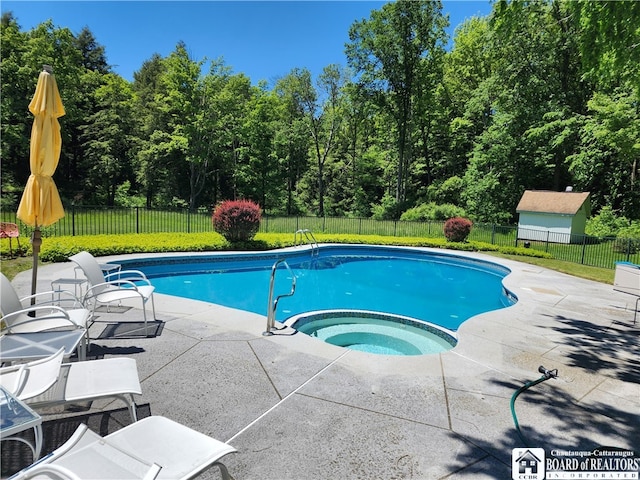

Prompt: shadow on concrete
[543,313,640,384]
[95,320,165,340]
[85,344,147,360]
[442,375,638,478]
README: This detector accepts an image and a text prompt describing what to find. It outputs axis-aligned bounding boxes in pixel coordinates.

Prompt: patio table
[0,385,43,461]
[0,329,86,363]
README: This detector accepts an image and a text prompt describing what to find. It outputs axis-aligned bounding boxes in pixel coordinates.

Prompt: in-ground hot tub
[287,310,457,356]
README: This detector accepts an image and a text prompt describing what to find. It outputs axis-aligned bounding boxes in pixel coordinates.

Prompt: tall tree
[463,0,588,222]
[274,73,311,215]
[73,27,110,74]
[210,72,252,204]
[569,87,640,218]
[238,88,282,209]
[442,16,494,178]
[298,65,347,216]
[132,54,173,207]
[159,42,215,210]
[80,74,137,205]
[346,0,447,204]
[570,0,640,92]
[0,17,95,205]
[0,12,31,208]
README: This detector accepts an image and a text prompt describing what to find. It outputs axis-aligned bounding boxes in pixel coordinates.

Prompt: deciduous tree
[346,0,447,204]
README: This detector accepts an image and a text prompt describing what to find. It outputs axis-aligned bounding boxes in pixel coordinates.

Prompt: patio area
[3,249,639,479]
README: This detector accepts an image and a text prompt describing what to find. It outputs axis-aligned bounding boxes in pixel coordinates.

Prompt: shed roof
[516,190,590,215]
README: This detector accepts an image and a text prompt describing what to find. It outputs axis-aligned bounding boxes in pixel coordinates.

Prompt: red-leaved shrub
[443,217,473,242]
[212,199,262,242]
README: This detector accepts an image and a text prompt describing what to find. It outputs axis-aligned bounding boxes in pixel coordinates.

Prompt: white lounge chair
[69,251,157,336]
[9,416,236,480]
[1,273,90,354]
[0,347,141,422]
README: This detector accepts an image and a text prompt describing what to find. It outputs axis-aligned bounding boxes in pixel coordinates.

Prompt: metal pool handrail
[263,259,297,336]
[294,229,318,255]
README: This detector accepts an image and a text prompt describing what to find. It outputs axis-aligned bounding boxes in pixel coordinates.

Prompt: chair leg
[86,303,98,350]
[214,462,235,480]
[127,395,138,422]
[141,298,149,336]
[78,335,87,361]
[85,318,93,352]
[144,294,157,337]
[150,294,157,320]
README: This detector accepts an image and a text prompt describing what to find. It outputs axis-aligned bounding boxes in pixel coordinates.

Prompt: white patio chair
[9,416,236,480]
[69,251,157,336]
[0,347,141,422]
[1,273,90,353]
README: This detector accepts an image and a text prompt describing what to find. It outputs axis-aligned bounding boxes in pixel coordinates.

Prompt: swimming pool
[117,245,516,333]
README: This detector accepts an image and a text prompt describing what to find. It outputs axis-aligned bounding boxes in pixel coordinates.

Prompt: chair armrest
[9,463,83,480]
[105,269,150,282]
[20,290,84,309]
[0,363,28,395]
[0,306,79,333]
[84,280,147,299]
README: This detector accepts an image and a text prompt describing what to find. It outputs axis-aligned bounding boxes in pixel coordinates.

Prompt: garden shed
[516,189,591,244]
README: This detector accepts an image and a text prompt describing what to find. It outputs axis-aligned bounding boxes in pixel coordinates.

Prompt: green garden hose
[510,366,558,446]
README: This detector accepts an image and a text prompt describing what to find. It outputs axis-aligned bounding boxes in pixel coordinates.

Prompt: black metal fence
[2,206,638,269]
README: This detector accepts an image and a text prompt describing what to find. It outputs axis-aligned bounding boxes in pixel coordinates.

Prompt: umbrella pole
[30,226,42,306]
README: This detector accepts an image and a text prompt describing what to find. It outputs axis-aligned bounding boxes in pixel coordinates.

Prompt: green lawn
[490,253,615,284]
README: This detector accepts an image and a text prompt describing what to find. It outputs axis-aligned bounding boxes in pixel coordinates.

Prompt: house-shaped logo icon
[512,448,545,480]
[517,450,541,474]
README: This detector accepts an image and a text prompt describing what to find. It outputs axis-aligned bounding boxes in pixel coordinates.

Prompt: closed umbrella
[17,65,66,298]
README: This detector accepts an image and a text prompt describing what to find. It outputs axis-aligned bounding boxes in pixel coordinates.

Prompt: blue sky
[3,1,493,85]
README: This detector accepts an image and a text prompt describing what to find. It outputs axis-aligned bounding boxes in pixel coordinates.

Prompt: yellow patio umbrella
[17,65,66,298]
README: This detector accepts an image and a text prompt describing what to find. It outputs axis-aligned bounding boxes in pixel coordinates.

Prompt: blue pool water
[118,245,516,332]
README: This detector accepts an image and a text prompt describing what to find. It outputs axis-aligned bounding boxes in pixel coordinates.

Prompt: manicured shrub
[400,203,436,222]
[34,231,554,264]
[212,199,262,242]
[39,233,229,262]
[444,217,473,242]
[400,202,466,222]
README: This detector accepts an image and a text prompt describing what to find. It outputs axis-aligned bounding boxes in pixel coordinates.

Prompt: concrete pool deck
[7,248,640,479]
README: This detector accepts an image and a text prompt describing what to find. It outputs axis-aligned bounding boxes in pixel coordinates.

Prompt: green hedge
[35,232,551,263]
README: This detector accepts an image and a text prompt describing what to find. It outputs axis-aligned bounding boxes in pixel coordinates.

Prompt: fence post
[546,230,550,252]
[72,205,76,236]
[491,224,496,245]
[187,209,191,234]
[581,234,587,265]
[136,207,139,234]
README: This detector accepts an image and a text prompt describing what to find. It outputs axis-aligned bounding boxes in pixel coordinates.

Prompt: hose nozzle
[538,365,558,379]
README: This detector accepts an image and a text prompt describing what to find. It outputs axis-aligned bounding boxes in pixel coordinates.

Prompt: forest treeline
[1,0,639,224]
